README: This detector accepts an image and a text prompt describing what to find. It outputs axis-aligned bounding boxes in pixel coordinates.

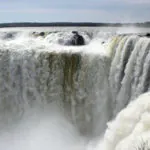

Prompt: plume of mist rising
[0,104,86,150]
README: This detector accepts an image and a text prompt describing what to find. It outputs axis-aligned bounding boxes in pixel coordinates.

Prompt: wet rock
[70,31,85,46]
[39,32,45,37]
[32,32,45,37]
[101,41,105,44]
[146,33,150,37]
[63,31,85,46]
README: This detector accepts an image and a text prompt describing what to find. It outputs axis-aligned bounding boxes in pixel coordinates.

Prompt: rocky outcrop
[146,33,150,37]
[63,31,85,46]
[32,32,46,37]
[69,31,85,46]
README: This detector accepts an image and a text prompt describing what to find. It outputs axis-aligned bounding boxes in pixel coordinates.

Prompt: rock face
[64,31,85,46]
[146,33,150,37]
[39,32,45,37]
[31,31,86,46]
[32,32,46,37]
[70,31,85,46]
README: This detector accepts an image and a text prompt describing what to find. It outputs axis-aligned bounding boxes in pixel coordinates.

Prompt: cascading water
[109,35,150,116]
[0,27,150,150]
[99,34,150,150]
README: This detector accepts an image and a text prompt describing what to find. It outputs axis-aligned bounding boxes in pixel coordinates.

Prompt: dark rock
[32,32,45,37]
[137,33,150,38]
[72,31,78,34]
[63,31,85,46]
[39,32,45,37]
[70,31,85,46]
[146,33,150,37]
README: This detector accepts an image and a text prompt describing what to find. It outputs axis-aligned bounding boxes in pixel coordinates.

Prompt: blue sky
[0,0,150,23]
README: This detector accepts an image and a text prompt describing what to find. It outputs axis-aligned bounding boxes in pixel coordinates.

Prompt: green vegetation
[0,22,150,27]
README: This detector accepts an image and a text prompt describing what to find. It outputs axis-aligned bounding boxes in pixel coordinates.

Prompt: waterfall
[0,28,150,150]
[0,30,111,138]
[99,35,150,150]
[100,92,150,150]
[109,35,150,116]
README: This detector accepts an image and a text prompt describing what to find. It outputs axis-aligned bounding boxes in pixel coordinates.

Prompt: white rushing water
[99,92,150,150]
[0,27,150,150]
